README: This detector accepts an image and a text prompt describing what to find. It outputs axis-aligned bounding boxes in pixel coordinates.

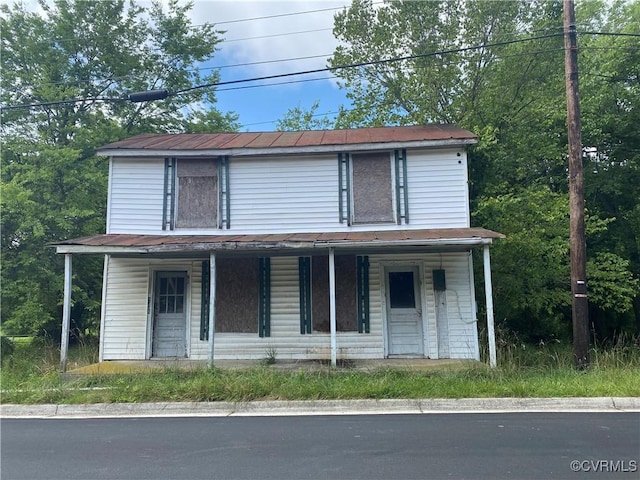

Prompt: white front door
[386,267,424,356]
[152,271,187,358]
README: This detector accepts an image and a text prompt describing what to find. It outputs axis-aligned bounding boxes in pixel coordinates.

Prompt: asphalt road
[1,413,638,480]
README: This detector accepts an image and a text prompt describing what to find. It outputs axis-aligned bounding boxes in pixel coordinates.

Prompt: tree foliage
[276,100,335,131]
[1,0,238,338]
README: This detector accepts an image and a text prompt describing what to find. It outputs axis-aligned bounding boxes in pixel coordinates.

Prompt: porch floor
[67,358,479,375]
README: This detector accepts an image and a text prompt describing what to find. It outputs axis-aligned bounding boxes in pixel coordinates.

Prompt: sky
[8,0,356,132]
[182,0,354,131]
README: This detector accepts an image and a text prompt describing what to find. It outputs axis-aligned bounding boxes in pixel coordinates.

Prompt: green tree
[578,0,640,334]
[1,0,238,338]
[474,187,638,340]
[276,100,335,131]
[329,0,640,338]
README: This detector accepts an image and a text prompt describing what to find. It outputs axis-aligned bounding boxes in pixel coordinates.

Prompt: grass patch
[1,337,639,405]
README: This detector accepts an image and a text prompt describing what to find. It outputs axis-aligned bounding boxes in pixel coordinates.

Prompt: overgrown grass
[1,337,639,405]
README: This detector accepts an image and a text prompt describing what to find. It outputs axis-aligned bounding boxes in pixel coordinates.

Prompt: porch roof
[52,228,504,255]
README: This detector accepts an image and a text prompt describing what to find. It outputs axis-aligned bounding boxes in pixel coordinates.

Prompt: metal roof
[53,228,503,254]
[97,125,477,157]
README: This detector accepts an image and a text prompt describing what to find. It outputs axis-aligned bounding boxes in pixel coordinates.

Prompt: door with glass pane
[152,271,187,358]
[385,267,423,356]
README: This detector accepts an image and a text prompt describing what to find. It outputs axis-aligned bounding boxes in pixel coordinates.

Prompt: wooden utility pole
[563,0,590,369]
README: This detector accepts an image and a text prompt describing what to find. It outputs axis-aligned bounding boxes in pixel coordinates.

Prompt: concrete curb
[2,397,639,419]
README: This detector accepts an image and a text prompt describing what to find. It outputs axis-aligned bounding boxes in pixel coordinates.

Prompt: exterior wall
[108,157,165,234]
[229,155,339,232]
[106,148,469,235]
[102,257,197,360]
[406,149,470,228]
[101,256,149,360]
[101,251,478,361]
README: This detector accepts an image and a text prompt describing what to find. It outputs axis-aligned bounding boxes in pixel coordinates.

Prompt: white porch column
[208,252,216,367]
[483,244,497,368]
[60,254,72,372]
[329,248,337,367]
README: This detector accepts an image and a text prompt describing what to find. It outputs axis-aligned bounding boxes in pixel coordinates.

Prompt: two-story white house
[54,125,502,370]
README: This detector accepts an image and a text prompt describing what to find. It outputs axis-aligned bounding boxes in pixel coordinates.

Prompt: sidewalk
[2,397,639,419]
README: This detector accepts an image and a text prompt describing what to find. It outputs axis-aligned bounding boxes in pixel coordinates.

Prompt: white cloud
[190,1,351,79]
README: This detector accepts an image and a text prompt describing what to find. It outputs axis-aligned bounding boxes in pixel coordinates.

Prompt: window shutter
[299,257,312,334]
[218,155,231,229]
[200,260,210,341]
[162,157,176,230]
[394,149,409,224]
[258,257,271,337]
[338,153,351,224]
[357,255,370,333]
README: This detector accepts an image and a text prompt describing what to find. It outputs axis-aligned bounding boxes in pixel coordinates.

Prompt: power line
[225,28,332,43]
[174,32,568,96]
[217,75,336,93]
[13,2,361,47]
[2,30,633,112]
[11,23,634,91]
[212,3,362,25]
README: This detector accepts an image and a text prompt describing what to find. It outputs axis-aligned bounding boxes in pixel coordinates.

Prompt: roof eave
[96,137,478,158]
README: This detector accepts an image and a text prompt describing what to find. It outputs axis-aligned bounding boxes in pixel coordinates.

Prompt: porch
[53,228,503,371]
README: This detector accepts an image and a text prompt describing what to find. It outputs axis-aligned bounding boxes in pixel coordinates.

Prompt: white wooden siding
[406,149,470,228]
[191,256,384,360]
[228,155,339,233]
[106,148,471,235]
[102,252,478,361]
[108,157,164,234]
[102,258,196,360]
[422,253,478,359]
[101,257,149,359]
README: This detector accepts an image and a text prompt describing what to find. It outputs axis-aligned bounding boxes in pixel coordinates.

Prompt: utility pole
[563,0,590,369]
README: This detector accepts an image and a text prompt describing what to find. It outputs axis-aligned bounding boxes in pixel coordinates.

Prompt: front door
[386,267,423,356]
[152,271,187,358]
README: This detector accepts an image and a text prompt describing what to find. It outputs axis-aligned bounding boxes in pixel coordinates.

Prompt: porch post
[329,248,337,367]
[483,244,497,368]
[60,254,72,373]
[208,252,216,367]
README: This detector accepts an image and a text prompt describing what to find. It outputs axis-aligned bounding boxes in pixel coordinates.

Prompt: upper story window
[338,149,409,226]
[163,156,230,230]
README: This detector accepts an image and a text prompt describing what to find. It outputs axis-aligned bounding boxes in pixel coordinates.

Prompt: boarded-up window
[310,255,358,332]
[352,152,394,224]
[215,257,258,333]
[176,158,217,228]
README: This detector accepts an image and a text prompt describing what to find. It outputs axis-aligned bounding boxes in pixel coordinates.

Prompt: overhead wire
[2,30,635,112]
[173,31,569,96]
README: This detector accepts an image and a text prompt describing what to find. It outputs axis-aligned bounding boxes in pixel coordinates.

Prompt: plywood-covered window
[215,257,258,333]
[351,152,394,224]
[338,150,408,225]
[164,157,230,230]
[176,158,218,229]
[299,255,369,334]
[200,257,271,338]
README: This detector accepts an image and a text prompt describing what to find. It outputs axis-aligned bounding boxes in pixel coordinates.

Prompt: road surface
[1,412,638,479]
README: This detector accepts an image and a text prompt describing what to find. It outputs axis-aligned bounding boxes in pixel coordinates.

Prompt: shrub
[1,336,16,363]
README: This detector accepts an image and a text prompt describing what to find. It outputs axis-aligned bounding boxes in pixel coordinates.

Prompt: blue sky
[188,0,354,131]
[11,0,354,131]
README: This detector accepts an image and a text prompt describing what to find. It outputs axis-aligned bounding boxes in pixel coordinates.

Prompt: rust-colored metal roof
[97,125,477,155]
[53,228,504,254]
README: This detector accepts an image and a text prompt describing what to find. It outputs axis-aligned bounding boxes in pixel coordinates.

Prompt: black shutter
[162,157,176,230]
[357,255,370,333]
[258,257,271,337]
[299,257,312,334]
[200,260,210,341]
